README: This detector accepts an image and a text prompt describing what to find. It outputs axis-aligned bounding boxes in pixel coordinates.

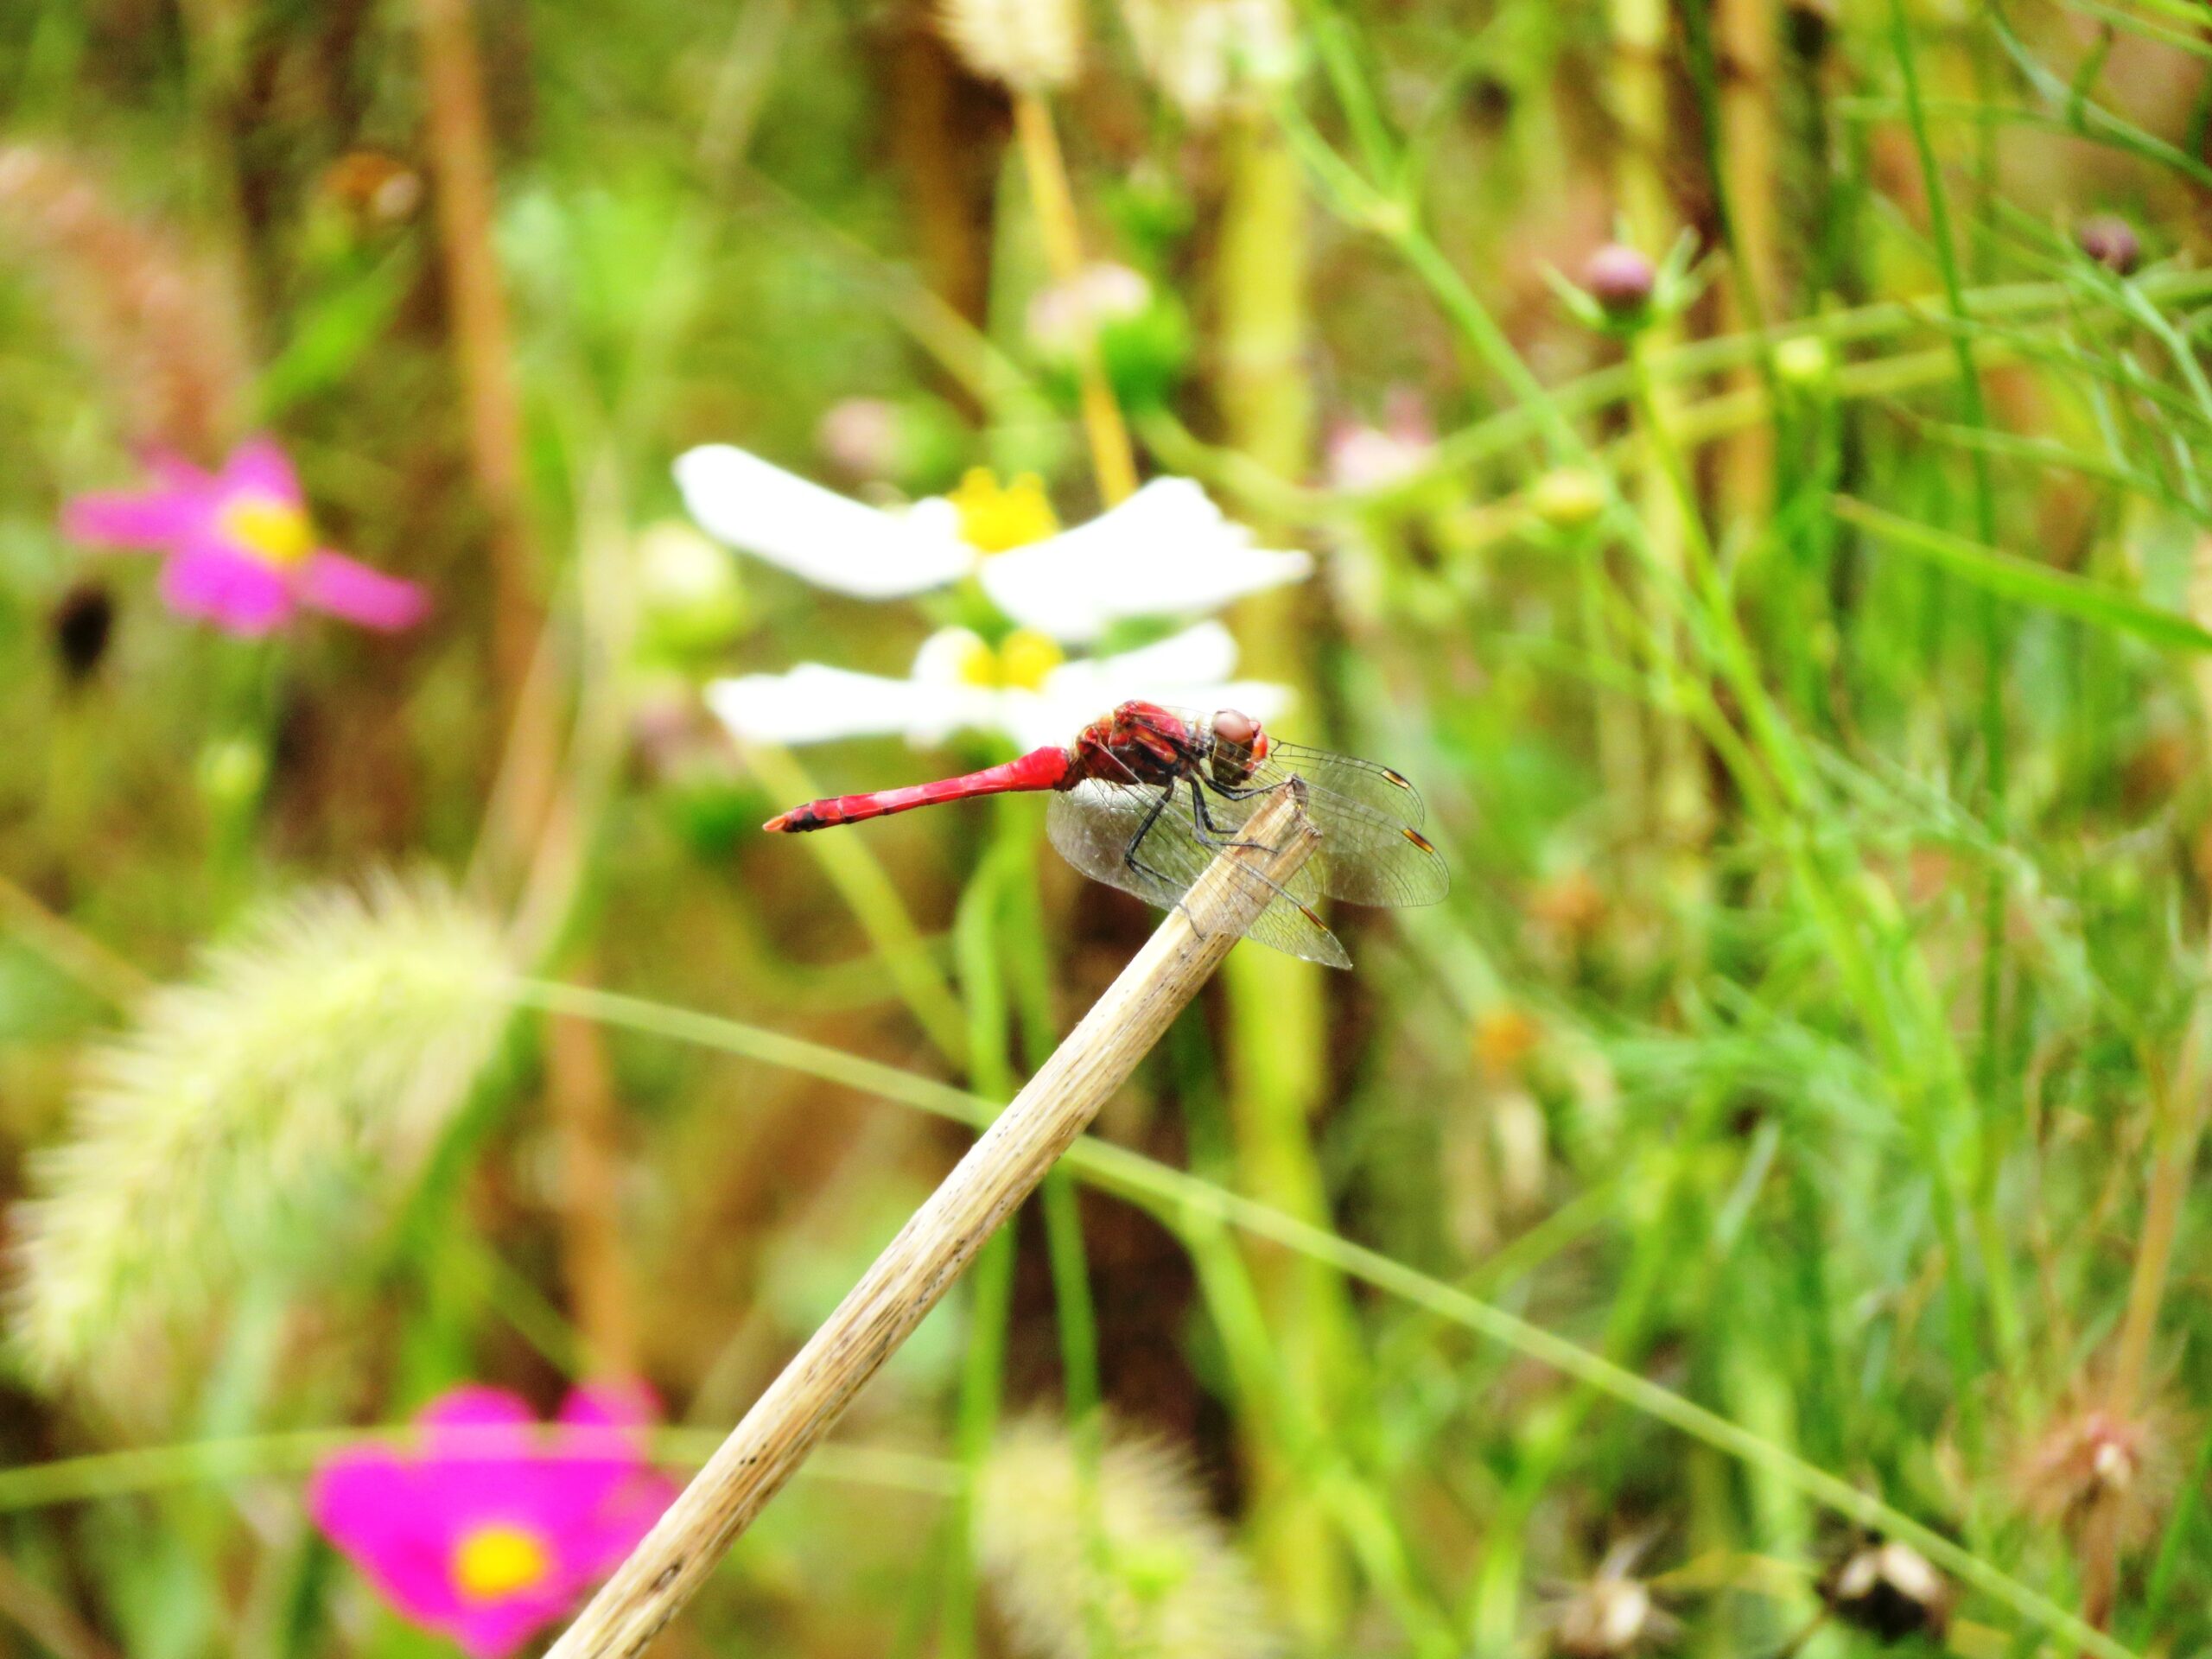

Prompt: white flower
[706,620,1290,753]
[1121,0,1296,120]
[673,446,1312,645]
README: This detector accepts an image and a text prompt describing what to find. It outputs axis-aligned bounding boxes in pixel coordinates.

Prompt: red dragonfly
[764,700,1447,968]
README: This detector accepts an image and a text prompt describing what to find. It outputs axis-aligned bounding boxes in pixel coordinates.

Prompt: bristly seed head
[2015,1395,2177,1550]
[938,0,1081,92]
[976,1415,1278,1659]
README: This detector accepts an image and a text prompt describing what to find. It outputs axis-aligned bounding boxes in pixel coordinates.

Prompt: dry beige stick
[543,786,1324,1659]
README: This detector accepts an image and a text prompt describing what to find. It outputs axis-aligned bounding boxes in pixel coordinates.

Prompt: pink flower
[64,437,427,637]
[309,1384,677,1659]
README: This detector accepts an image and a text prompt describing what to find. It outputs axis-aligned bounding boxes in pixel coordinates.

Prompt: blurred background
[3,0,2212,1654]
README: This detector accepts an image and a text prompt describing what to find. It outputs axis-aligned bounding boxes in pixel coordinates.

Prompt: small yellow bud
[1775,334,1834,389]
[1528,468,1608,533]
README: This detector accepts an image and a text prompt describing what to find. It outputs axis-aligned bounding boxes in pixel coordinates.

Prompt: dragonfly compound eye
[1212,709,1260,749]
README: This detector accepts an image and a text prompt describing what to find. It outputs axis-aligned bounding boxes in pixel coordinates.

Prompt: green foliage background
[4,0,2212,1655]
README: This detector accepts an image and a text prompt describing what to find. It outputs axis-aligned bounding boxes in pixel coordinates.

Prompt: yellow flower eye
[951,632,1001,688]
[452,1523,553,1602]
[219,496,314,568]
[996,628,1064,690]
[948,468,1059,553]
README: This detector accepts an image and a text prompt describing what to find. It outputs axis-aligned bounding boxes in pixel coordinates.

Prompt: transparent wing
[1256,739,1429,829]
[1201,751,1448,910]
[1046,779,1352,969]
[1146,709,1449,909]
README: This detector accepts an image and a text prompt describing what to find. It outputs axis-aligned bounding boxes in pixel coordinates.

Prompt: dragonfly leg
[1121,785,1207,935]
[1188,779,1279,855]
[1186,780,1335,943]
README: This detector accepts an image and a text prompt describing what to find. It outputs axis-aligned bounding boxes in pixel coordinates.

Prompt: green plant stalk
[1611,0,1712,874]
[0,1427,959,1513]
[1340,163,2012,1434]
[1213,100,1359,1638]
[1462,1076,1732,1648]
[1884,0,2014,1310]
[1184,1217,1460,1659]
[942,836,1021,1659]
[495,976,2140,1659]
[743,741,969,1065]
[1623,343,2006,1431]
[941,1230,1015,1659]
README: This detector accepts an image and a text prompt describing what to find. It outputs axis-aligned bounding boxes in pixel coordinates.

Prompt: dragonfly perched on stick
[763,700,1447,967]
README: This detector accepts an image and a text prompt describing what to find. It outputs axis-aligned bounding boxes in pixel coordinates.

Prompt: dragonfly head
[1211,708,1269,759]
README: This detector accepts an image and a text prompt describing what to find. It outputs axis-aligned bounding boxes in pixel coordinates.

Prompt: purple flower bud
[1582,244,1656,317]
[2075,214,2141,276]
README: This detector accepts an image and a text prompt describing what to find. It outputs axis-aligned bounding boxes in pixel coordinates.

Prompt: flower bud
[1529,467,1609,533]
[2075,213,2141,276]
[636,520,744,654]
[1582,244,1656,321]
[1774,334,1834,390]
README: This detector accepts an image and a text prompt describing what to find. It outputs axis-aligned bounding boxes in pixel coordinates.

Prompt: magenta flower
[309,1383,677,1659]
[63,437,427,637]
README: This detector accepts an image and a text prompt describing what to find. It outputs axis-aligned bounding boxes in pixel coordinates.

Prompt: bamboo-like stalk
[542,789,1323,1659]
[1211,103,1357,1640]
[1010,91,1139,505]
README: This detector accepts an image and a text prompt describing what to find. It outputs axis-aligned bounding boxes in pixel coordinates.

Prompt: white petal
[705,664,989,747]
[1040,620,1238,701]
[1007,623,1288,748]
[909,626,991,686]
[977,477,1313,642]
[675,445,976,599]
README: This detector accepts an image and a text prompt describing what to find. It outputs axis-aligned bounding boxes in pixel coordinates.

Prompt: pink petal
[417,1387,537,1438]
[570,1465,677,1575]
[296,550,429,632]
[557,1382,660,1437]
[160,546,295,636]
[309,1452,471,1627]
[220,435,303,506]
[62,488,208,550]
[447,1590,581,1659]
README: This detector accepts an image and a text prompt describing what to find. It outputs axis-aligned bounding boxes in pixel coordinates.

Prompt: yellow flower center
[451,1523,553,1603]
[947,468,1059,553]
[952,627,1065,691]
[219,495,313,568]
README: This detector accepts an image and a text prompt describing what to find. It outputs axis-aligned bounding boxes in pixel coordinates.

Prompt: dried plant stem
[0,1551,118,1659]
[550,972,639,1377]
[414,0,638,1390]
[414,0,543,701]
[1010,91,1139,505]
[1714,0,1778,521]
[543,789,1322,1659]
